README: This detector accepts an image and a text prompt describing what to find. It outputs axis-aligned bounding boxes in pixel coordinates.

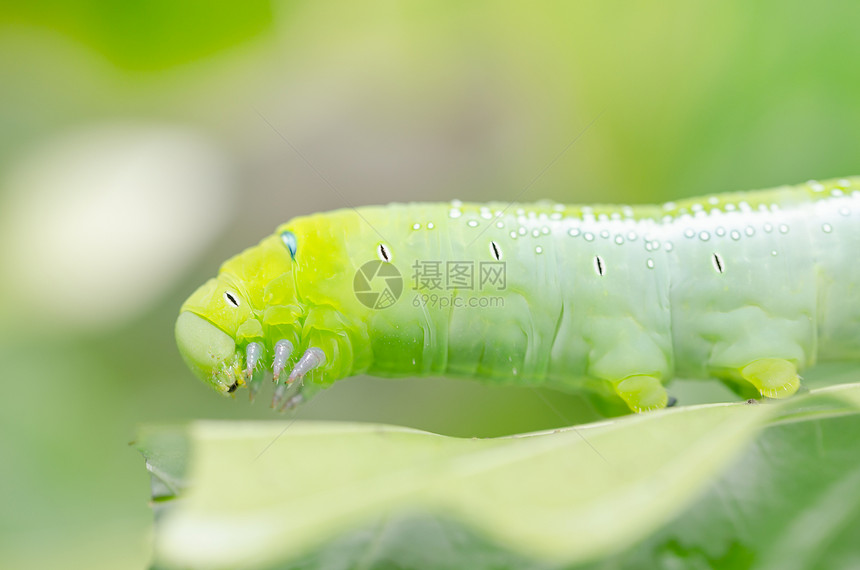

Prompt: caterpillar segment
[175,176,860,413]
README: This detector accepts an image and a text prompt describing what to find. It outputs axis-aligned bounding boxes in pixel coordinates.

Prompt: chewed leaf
[133,424,191,502]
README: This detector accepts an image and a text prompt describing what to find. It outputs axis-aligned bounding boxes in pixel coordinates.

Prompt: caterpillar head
[175,231,302,395]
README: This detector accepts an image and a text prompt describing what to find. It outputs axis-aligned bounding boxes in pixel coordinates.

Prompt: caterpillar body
[176,176,860,413]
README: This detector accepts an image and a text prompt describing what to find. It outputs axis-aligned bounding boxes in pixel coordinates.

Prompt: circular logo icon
[353,260,403,309]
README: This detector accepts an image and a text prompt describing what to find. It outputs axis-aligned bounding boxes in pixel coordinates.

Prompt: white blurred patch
[0,124,234,330]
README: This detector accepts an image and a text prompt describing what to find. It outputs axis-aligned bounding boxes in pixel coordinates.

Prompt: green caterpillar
[175,176,860,413]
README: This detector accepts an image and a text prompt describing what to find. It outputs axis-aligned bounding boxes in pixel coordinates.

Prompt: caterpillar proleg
[176,177,860,413]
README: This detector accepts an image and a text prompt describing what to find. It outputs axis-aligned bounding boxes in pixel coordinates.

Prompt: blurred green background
[1,1,858,568]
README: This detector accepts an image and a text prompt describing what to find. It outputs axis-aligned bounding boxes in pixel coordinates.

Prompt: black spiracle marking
[712,253,724,274]
[490,240,502,261]
[377,243,391,262]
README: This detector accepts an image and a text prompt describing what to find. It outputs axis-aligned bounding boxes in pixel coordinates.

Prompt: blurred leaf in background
[1,0,275,70]
[0,1,859,568]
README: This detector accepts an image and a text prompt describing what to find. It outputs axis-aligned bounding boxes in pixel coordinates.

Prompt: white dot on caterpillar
[449,209,462,218]
[839,207,851,216]
[646,258,655,269]
[532,229,540,238]
[510,231,517,239]
[779,224,790,234]
[763,223,773,233]
[412,223,421,230]
[541,227,550,235]
[699,231,710,241]
[467,220,479,227]
[708,196,719,205]
[745,226,755,237]
[715,227,726,237]
[730,230,741,240]
[584,232,595,242]
[377,243,392,262]
[451,199,463,207]
[481,211,493,220]
[684,228,695,238]
[496,221,505,228]
[664,241,674,252]
[535,246,543,254]
[427,222,435,229]
[822,223,833,233]
[518,227,527,235]
[771,250,778,256]
[627,231,637,241]
[725,203,736,211]
[832,189,844,197]
[614,235,624,245]
[489,241,502,260]
[568,228,580,237]
[600,229,610,239]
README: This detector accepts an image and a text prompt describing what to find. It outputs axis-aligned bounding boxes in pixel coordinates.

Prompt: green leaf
[582,384,860,570]
[136,384,860,569]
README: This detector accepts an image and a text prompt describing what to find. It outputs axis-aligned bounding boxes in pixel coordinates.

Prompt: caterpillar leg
[244,342,265,401]
[612,375,669,413]
[275,380,324,413]
[740,358,800,399]
[271,347,326,408]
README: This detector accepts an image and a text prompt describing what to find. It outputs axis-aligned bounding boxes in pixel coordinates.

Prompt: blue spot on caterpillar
[280,230,298,259]
[175,177,860,413]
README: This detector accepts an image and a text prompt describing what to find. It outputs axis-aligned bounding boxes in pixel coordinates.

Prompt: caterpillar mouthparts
[176,311,325,412]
